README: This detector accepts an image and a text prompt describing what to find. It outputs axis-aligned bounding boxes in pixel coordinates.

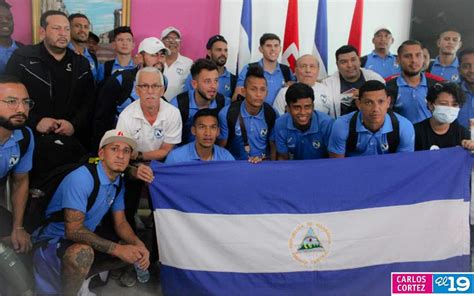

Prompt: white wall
[220,0,413,75]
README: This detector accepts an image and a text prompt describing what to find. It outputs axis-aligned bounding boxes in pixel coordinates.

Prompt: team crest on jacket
[9,154,20,167]
[320,94,327,104]
[312,140,321,149]
[154,128,163,139]
[289,222,331,266]
[260,128,268,137]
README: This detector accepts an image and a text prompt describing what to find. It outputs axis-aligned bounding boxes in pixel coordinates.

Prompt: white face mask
[432,105,460,124]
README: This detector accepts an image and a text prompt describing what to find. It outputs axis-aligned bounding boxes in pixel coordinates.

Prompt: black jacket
[5,42,95,139]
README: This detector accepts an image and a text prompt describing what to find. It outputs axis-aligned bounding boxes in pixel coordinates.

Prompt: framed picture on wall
[31,0,130,61]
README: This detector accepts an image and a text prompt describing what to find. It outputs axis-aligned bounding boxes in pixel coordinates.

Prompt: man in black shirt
[414,82,474,150]
[5,10,94,147]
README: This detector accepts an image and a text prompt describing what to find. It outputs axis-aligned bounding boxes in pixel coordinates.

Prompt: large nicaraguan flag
[237,0,252,74]
[281,0,299,72]
[150,148,470,295]
[313,0,328,79]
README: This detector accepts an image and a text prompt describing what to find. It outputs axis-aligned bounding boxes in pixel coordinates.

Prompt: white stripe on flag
[155,199,469,273]
[313,44,328,79]
[237,27,251,74]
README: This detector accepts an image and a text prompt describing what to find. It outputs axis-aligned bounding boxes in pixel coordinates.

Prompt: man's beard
[213,56,227,67]
[0,114,27,130]
[72,36,87,44]
[197,89,214,101]
[403,69,421,77]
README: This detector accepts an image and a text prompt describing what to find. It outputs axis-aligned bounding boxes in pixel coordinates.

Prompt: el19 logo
[433,273,474,293]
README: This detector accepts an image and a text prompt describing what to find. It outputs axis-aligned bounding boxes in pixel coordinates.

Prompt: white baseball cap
[138,37,171,55]
[99,129,137,151]
[161,26,181,39]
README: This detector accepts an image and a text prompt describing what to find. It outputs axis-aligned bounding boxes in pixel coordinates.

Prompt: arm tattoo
[64,209,116,254]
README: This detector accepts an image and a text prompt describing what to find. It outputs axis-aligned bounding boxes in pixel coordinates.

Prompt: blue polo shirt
[183,68,235,98]
[430,56,460,82]
[0,128,34,178]
[218,101,278,160]
[170,90,231,143]
[0,40,20,74]
[237,59,296,105]
[97,57,135,81]
[32,162,125,243]
[273,111,334,160]
[363,51,400,78]
[68,43,101,82]
[165,142,235,164]
[393,73,431,124]
[458,80,474,129]
[328,111,415,157]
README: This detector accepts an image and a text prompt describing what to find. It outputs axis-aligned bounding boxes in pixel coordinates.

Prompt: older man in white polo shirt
[161,26,193,100]
[273,54,335,118]
[116,66,181,231]
[116,67,182,160]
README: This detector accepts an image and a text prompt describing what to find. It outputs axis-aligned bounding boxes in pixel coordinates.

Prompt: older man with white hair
[116,66,181,232]
[273,54,335,117]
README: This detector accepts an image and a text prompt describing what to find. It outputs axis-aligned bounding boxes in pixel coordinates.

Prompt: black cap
[206,35,227,50]
[88,32,99,43]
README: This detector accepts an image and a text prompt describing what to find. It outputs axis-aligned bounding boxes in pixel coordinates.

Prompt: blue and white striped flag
[237,0,252,74]
[313,0,328,79]
[150,148,471,295]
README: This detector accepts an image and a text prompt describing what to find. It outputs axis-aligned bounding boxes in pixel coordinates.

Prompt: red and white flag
[281,0,299,72]
[348,0,364,55]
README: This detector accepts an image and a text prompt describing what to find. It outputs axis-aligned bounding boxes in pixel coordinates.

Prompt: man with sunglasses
[0,75,35,295]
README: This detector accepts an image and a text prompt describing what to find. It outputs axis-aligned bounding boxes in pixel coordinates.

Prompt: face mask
[432,105,460,124]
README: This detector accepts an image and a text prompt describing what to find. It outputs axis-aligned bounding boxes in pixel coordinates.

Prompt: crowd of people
[0,2,473,295]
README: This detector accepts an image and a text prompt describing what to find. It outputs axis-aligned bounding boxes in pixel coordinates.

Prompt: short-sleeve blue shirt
[183,68,235,98]
[170,90,231,143]
[364,51,400,78]
[218,102,278,160]
[32,162,125,243]
[0,128,34,178]
[0,41,20,74]
[273,111,334,160]
[328,111,415,157]
[97,57,135,82]
[430,56,460,82]
[236,59,296,105]
[165,142,235,164]
[458,81,474,129]
[393,73,431,124]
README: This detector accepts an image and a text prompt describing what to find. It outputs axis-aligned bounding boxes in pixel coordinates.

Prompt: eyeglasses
[0,98,35,110]
[163,37,181,43]
[136,84,163,91]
